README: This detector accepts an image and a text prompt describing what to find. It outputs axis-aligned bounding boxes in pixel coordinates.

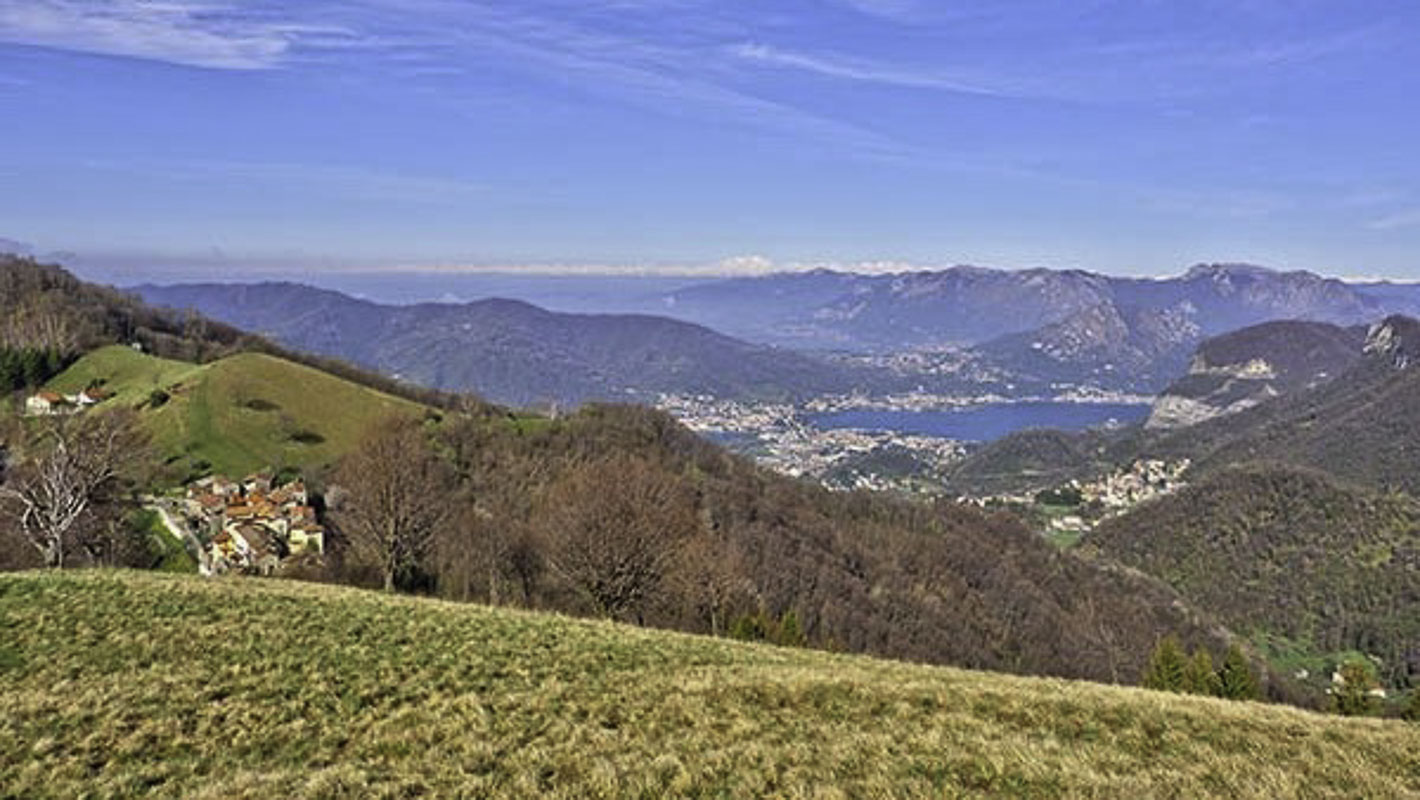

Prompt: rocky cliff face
[1146,320,1364,429]
[1363,315,1420,369]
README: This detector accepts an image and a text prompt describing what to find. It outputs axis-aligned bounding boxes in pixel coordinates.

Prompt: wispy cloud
[729,42,1012,97]
[1367,208,1420,231]
[0,1,366,69]
[834,0,923,22]
[394,5,915,160]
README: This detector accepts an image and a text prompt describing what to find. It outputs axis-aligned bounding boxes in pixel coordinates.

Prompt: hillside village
[23,386,112,416]
[964,458,1192,538]
[172,472,326,575]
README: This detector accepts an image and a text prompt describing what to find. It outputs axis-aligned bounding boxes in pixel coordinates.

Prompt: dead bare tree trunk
[0,410,147,568]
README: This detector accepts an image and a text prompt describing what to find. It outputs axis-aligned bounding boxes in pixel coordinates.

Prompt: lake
[806,402,1150,442]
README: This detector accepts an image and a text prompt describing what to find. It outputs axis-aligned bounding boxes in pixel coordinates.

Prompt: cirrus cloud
[0,1,359,69]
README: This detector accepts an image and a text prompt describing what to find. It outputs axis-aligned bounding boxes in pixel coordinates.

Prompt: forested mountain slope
[134,282,877,406]
[1086,464,1420,689]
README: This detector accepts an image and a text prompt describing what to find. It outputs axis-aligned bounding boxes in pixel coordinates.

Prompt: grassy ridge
[46,345,424,476]
[1,572,1417,798]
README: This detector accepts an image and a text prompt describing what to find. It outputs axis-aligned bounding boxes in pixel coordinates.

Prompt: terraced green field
[1,571,1417,798]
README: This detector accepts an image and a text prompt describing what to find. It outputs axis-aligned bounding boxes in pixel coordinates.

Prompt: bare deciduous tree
[0,409,147,568]
[537,454,696,622]
[669,519,749,637]
[332,416,453,592]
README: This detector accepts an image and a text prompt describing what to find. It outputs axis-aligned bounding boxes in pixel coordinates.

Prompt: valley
[657,392,1149,494]
[11,6,1420,793]
[4,254,1420,785]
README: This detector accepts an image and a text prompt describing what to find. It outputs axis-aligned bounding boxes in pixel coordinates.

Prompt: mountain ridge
[133,281,878,406]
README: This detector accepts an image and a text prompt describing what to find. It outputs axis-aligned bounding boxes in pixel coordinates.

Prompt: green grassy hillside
[46,345,425,477]
[1,572,1416,798]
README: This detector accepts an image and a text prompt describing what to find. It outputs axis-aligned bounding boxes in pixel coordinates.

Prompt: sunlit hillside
[45,344,425,477]
[2,571,1416,798]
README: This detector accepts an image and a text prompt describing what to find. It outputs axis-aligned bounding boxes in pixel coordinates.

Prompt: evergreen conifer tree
[777,611,806,647]
[1142,635,1187,692]
[1217,643,1260,701]
[1183,648,1221,696]
[1403,689,1420,723]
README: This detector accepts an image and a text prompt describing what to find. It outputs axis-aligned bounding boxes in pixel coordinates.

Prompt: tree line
[0,347,67,394]
[314,404,1276,697]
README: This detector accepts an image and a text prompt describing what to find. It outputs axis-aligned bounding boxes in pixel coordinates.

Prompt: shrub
[289,429,326,445]
[1331,659,1380,717]
[1402,690,1420,723]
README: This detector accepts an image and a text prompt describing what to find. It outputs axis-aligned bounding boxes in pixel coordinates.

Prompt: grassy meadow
[45,345,424,477]
[1,571,1417,798]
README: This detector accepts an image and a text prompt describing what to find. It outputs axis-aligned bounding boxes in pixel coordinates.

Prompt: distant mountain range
[130,263,1420,404]
[663,263,1404,349]
[657,263,1420,393]
[133,282,876,406]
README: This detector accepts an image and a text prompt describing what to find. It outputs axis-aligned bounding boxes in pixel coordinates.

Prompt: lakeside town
[656,392,1190,533]
[656,393,967,491]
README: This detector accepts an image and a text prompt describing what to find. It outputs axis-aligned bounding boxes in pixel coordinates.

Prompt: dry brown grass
[1,570,1417,798]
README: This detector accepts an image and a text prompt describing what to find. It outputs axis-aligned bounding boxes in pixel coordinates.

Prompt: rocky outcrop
[1363,315,1420,370]
[1146,320,1364,430]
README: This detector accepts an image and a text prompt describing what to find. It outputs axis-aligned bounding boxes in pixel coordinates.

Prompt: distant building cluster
[656,393,966,492]
[1078,458,1190,509]
[183,472,325,575]
[24,387,112,416]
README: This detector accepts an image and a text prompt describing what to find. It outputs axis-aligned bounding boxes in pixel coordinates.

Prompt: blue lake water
[806,402,1150,442]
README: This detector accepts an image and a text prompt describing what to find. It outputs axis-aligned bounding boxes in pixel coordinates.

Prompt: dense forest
[313,404,1290,695]
[1085,464,1420,690]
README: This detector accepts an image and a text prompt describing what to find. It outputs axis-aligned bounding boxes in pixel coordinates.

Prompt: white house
[25,392,71,416]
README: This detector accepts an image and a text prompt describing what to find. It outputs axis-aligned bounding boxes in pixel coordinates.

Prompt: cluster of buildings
[655,393,966,491]
[1077,458,1190,509]
[962,458,1192,538]
[183,472,325,575]
[24,387,112,416]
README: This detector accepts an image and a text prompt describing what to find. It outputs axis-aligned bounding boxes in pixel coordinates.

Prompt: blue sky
[2,0,1419,278]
